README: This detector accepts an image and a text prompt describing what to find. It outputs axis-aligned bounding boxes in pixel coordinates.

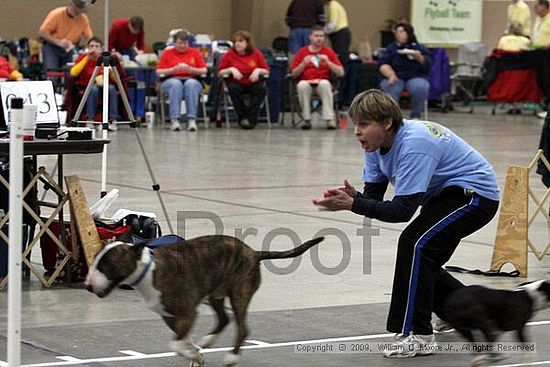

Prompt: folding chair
[156,76,209,128]
[218,76,271,128]
[450,42,487,113]
[284,74,341,127]
[399,89,429,120]
[46,67,68,95]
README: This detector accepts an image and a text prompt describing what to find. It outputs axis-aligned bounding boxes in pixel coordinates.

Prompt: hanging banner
[411,0,483,45]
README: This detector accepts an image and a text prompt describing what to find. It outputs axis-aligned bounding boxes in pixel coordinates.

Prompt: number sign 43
[0,80,59,125]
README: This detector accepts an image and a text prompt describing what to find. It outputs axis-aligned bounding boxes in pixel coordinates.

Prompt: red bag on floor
[40,222,131,283]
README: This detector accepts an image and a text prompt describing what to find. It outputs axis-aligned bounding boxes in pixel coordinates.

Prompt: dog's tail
[255,237,324,261]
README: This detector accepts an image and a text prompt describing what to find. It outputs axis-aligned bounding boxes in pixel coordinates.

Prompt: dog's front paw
[170,338,201,359]
[223,352,239,366]
[189,355,205,367]
[197,334,218,348]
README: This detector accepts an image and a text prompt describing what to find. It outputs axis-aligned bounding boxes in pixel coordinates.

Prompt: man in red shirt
[108,16,144,59]
[290,25,344,129]
[156,31,207,131]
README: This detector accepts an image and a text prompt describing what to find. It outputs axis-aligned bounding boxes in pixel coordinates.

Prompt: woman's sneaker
[171,119,182,131]
[299,120,312,130]
[187,119,197,132]
[108,121,118,131]
[383,333,436,358]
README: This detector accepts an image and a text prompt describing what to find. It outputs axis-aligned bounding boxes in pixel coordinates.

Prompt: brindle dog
[85,235,325,367]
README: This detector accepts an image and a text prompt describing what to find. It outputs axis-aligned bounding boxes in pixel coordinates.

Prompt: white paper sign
[0,80,59,125]
[411,0,483,45]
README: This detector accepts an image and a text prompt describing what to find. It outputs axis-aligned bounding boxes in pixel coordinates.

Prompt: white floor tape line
[2,320,550,367]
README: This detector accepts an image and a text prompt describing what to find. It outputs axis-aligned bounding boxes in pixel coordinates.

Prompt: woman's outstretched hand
[312,180,356,211]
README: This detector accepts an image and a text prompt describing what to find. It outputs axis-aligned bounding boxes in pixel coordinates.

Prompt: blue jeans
[380,77,430,119]
[42,43,75,72]
[160,78,202,120]
[87,85,119,120]
[288,28,311,54]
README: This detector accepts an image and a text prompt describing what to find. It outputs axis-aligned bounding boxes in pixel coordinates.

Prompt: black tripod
[71,51,174,233]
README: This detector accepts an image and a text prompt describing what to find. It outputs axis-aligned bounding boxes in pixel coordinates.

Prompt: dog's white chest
[135,263,174,317]
[144,287,172,317]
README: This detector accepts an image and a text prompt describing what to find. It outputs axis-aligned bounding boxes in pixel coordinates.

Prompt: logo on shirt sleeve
[423,121,451,142]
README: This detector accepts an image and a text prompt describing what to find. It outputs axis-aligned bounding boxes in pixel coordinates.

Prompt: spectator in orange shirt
[39,0,93,72]
[156,31,207,132]
[290,25,344,130]
[217,31,270,129]
[0,56,23,80]
[109,16,145,60]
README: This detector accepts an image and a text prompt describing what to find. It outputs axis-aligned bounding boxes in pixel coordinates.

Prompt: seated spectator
[533,0,550,119]
[156,31,207,132]
[39,0,93,72]
[290,25,344,130]
[70,37,119,128]
[109,16,145,60]
[507,0,531,37]
[497,22,532,51]
[378,22,433,120]
[533,0,550,48]
[0,56,23,80]
[217,30,270,129]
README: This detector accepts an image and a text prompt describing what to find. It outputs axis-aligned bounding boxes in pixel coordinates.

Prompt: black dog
[443,280,550,366]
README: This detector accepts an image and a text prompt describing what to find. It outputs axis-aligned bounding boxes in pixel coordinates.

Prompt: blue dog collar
[128,247,154,287]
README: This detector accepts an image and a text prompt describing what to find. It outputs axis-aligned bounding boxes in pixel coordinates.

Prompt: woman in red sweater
[217,31,270,129]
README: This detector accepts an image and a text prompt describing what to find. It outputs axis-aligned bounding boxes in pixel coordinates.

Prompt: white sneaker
[108,121,118,131]
[171,120,181,131]
[325,119,337,129]
[239,118,250,128]
[187,119,197,132]
[298,120,312,130]
[383,333,436,358]
[538,111,548,119]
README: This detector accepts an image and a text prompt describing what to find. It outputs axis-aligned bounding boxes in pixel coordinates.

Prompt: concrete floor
[1,106,550,367]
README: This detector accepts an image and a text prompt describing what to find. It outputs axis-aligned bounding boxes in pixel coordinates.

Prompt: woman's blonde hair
[348,89,403,131]
[507,22,523,36]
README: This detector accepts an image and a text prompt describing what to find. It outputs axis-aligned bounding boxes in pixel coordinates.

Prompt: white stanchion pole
[103,0,109,52]
[8,98,24,366]
[100,64,109,197]
[100,0,110,197]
